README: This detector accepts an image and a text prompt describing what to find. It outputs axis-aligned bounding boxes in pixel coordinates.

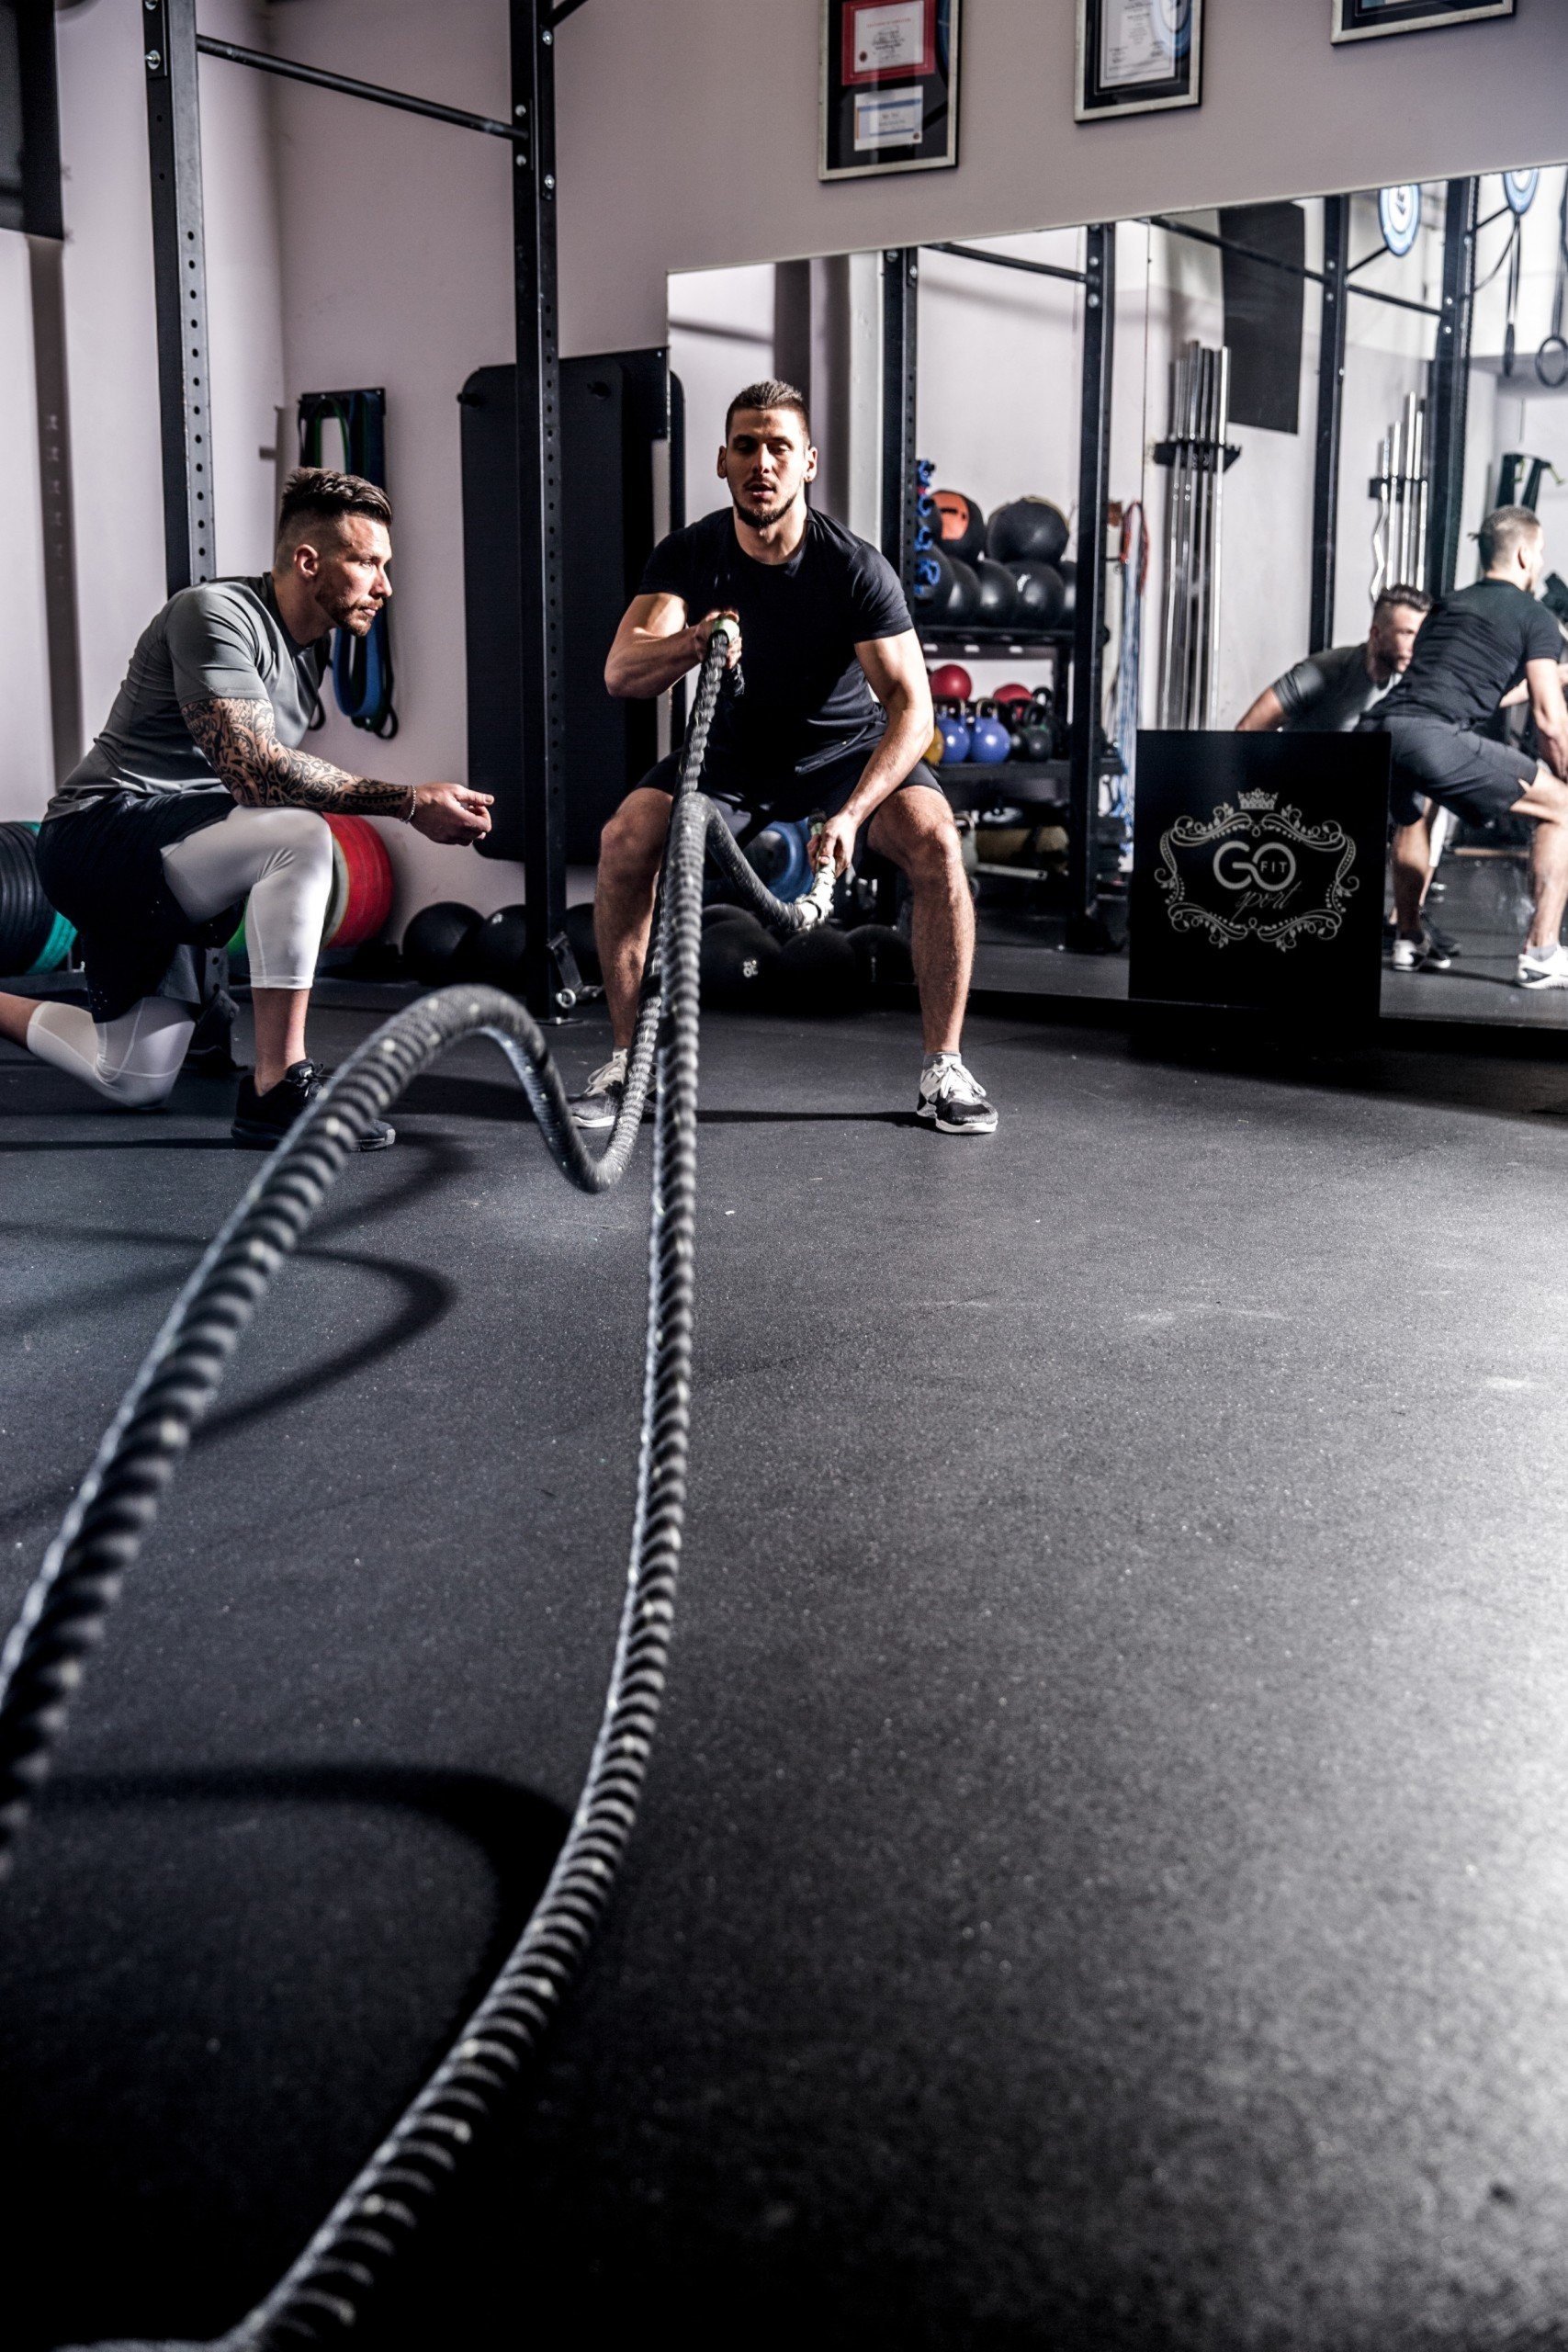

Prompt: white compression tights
[26,804,335,1108]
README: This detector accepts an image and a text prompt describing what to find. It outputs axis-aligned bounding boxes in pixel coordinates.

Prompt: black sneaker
[231,1060,395,1151]
[916,1056,998,1136]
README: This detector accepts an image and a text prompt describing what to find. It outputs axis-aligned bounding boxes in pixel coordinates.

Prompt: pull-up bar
[193,35,526,141]
[926,240,1089,288]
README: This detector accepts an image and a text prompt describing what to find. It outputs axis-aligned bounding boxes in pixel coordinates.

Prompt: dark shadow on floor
[4,1764,569,2352]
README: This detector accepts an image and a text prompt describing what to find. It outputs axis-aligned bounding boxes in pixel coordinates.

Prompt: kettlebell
[937,711,972,763]
[969,702,1011,766]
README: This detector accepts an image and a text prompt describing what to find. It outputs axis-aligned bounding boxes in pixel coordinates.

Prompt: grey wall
[554,0,1565,355]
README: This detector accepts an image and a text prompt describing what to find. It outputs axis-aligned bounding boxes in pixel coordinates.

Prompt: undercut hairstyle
[276,467,392,548]
[1374,584,1434,617]
[1476,504,1543,571]
[725,379,812,443]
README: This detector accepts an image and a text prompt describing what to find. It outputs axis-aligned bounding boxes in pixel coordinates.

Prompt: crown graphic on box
[1236,788,1278,811]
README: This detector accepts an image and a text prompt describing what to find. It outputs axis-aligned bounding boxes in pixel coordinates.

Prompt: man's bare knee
[600,790,671,882]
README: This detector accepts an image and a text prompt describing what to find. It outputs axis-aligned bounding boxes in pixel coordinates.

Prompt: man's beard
[733,483,799,532]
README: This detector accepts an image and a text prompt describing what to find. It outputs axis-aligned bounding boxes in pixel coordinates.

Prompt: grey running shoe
[569,1048,656,1130]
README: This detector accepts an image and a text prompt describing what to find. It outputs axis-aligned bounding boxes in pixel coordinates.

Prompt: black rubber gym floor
[6,995,1568,2350]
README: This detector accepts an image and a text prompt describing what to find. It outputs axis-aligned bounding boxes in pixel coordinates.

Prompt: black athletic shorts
[630,741,942,848]
[36,786,243,1022]
[1377,713,1538,830]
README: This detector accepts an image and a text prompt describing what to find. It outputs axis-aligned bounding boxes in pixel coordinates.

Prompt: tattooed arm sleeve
[179,696,416,820]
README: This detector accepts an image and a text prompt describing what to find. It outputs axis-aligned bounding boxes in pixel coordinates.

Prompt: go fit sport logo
[1212,838,1298,896]
[1156,789,1359,953]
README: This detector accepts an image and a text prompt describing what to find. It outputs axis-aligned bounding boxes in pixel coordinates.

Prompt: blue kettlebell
[970,703,1011,766]
[936,711,971,763]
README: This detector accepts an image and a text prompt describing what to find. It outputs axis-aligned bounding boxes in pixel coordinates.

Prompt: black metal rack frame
[892,232,1117,944]
[140,0,581,1016]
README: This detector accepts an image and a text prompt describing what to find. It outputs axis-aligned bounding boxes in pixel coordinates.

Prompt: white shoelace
[927,1057,986,1104]
[584,1051,628,1092]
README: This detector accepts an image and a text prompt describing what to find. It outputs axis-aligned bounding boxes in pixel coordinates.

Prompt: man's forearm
[606,630,700,700]
[182,696,415,818]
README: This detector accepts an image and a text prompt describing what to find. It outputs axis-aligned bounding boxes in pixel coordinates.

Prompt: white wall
[554,0,1568,355]
[0,232,54,815]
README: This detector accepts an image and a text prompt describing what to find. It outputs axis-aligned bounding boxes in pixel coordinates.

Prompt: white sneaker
[570,1049,629,1128]
[1391,929,1451,973]
[1517,944,1568,989]
[916,1056,998,1135]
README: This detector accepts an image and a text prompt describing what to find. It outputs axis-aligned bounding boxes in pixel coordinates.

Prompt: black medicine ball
[470,903,529,994]
[774,924,867,1016]
[1008,560,1066,628]
[972,557,1020,626]
[701,911,781,1009]
[402,900,480,986]
[987,497,1070,570]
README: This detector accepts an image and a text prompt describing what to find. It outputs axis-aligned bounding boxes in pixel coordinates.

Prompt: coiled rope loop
[0,627,828,2352]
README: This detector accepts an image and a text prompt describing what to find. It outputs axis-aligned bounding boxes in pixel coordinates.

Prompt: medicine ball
[849,922,915,988]
[703,898,747,929]
[932,489,987,566]
[993,682,1032,707]
[934,555,982,628]
[563,899,600,983]
[773,923,866,1016]
[701,911,780,1010]
[402,899,480,986]
[1008,560,1066,629]
[987,496,1070,570]
[929,662,972,702]
[471,903,529,994]
[973,557,1019,628]
[746,820,811,901]
[936,712,972,763]
[1056,560,1077,622]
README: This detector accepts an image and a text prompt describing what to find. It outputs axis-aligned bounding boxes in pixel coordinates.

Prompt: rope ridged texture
[0,631,822,2352]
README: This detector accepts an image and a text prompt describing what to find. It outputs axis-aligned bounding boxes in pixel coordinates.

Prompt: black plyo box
[1130,730,1391,1025]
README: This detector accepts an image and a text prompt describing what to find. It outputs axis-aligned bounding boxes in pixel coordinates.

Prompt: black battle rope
[0,623,832,2352]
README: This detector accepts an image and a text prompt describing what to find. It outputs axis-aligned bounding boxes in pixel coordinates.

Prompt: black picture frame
[820,0,959,183]
[1076,0,1201,122]
[1331,0,1513,40]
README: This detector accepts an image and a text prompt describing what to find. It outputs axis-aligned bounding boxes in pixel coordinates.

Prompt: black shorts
[1378,714,1538,830]
[36,786,243,1022]
[631,742,943,849]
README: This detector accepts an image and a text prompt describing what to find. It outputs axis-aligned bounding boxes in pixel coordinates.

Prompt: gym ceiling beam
[1310,195,1349,651]
[1426,177,1478,597]
[144,0,215,594]
[1067,223,1114,950]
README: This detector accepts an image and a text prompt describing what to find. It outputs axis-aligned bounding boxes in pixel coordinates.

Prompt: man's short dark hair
[1374,583,1434,617]
[1476,504,1543,570]
[276,467,392,546]
[724,379,812,443]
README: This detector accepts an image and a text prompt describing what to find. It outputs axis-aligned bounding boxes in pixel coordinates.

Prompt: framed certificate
[1332,0,1513,38]
[1076,0,1201,121]
[821,0,959,180]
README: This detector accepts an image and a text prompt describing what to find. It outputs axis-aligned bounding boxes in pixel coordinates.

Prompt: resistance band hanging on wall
[298,387,399,739]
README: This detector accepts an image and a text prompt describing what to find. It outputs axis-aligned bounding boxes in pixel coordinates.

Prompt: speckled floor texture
[4,993,1568,2351]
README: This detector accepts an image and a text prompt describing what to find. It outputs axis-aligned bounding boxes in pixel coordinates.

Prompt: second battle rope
[0,625,830,2352]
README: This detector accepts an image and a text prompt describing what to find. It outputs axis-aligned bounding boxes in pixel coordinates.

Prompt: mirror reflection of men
[0,469,492,1146]
[581,379,996,1136]
[1235,587,1432,733]
[1369,507,1568,987]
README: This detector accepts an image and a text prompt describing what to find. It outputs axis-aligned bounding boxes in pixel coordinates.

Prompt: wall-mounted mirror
[670,163,1568,1035]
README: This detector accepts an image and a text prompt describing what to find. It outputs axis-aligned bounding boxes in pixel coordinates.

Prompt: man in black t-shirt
[571,379,996,1136]
[1235,586,1431,735]
[1367,506,1568,986]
